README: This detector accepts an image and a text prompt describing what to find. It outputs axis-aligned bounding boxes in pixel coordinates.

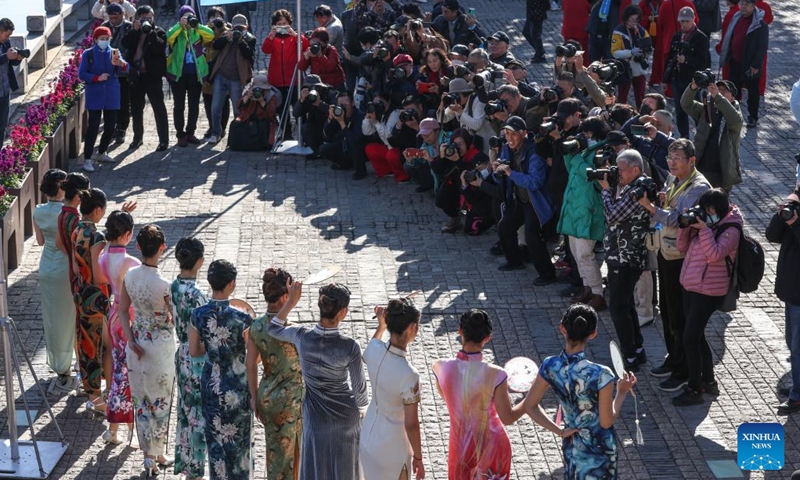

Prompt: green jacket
[680,84,743,191]
[166,23,215,83]
[557,141,606,241]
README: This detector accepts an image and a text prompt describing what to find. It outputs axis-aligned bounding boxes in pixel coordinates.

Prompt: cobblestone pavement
[1,0,799,478]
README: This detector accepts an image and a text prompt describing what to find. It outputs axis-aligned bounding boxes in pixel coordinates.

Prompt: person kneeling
[227,77,281,151]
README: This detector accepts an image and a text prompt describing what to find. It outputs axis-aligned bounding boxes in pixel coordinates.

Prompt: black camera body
[376,41,391,59]
[307,89,319,103]
[16,48,30,59]
[464,169,481,183]
[484,100,506,116]
[489,135,506,149]
[556,43,578,58]
[442,92,460,108]
[678,205,708,228]
[399,109,417,122]
[211,18,226,30]
[593,144,617,167]
[333,105,345,117]
[186,15,200,29]
[409,20,422,32]
[393,67,407,80]
[232,29,243,43]
[310,43,322,55]
[538,116,564,137]
[586,166,619,183]
[443,142,459,158]
[693,69,716,88]
[252,87,264,99]
[628,176,658,202]
[141,20,153,34]
[542,85,564,103]
[562,133,588,155]
[365,101,385,118]
[779,202,800,222]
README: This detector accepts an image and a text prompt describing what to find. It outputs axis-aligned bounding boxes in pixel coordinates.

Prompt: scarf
[599,0,613,21]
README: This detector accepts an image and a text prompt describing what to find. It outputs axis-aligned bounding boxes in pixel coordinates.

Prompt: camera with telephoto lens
[562,133,588,155]
[232,29,243,43]
[375,41,390,59]
[556,43,578,58]
[542,85,564,103]
[484,100,506,116]
[310,43,321,55]
[252,87,264,99]
[365,101,385,118]
[538,116,564,137]
[307,89,319,103]
[693,69,716,88]
[186,15,199,28]
[443,142,459,158]
[592,59,622,83]
[393,67,407,80]
[471,70,493,89]
[630,124,649,136]
[594,145,617,167]
[410,20,422,32]
[442,92,460,108]
[399,109,417,122]
[333,105,345,117]
[211,17,225,30]
[445,64,469,79]
[586,166,619,183]
[489,135,506,149]
[779,202,800,222]
[141,20,153,34]
[678,205,708,228]
[627,177,659,202]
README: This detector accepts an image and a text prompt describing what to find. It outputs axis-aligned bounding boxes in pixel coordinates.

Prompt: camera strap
[665,169,696,207]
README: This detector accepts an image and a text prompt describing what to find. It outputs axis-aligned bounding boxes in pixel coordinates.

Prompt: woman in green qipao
[170,237,208,480]
[246,268,304,480]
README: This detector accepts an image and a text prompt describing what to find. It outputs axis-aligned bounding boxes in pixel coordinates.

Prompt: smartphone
[406,148,424,158]
[630,124,648,136]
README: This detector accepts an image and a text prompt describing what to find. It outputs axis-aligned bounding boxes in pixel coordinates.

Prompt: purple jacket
[678,205,743,297]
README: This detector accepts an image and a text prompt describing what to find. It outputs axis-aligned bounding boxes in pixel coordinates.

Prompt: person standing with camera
[598,149,651,370]
[718,0,769,128]
[101,4,133,144]
[611,5,651,109]
[664,8,709,138]
[766,188,800,414]
[680,79,744,192]
[206,14,255,145]
[0,19,21,139]
[166,6,214,148]
[298,28,345,93]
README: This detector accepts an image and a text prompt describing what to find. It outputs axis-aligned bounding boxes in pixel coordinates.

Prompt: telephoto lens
[555,43,577,58]
[333,105,345,117]
[141,21,153,34]
[307,90,319,103]
[779,203,799,222]
[488,135,506,149]
[444,143,458,157]
[310,43,321,55]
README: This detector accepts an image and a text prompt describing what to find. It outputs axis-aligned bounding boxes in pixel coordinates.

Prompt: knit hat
[106,3,123,14]
[178,5,195,18]
[93,26,112,39]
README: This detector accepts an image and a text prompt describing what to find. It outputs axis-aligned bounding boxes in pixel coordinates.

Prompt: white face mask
[97,40,110,50]
[479,168,490,178]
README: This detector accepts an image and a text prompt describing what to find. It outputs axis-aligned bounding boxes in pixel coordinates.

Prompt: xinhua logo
[738,423,784,471]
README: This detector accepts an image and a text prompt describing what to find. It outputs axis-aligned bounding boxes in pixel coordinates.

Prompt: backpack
[715,223,765,294]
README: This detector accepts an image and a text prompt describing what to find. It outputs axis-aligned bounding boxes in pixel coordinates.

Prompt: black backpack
[715,223,765,294]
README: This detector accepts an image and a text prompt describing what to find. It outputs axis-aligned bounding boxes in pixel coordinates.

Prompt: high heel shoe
[85,396,107,417]
[101,429,121,445]
[143,458,158,477]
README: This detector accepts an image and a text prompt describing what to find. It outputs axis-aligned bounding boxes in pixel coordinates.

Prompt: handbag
[227,119,271,151]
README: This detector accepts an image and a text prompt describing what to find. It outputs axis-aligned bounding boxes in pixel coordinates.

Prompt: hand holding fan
[503,357,538,393]
[609,341,643,445]
[230,299,257,318]
[304,265,342,285]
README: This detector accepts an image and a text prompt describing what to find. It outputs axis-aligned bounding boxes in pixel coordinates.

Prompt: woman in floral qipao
[170,237,209,480]
[190,260,253,480]
[520,304,637,480]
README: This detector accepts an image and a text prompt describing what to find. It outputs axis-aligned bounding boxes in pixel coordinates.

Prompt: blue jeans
[786,303,800,401]
[211,76,243,137]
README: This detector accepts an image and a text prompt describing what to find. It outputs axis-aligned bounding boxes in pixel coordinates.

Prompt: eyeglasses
[667,155,688,162]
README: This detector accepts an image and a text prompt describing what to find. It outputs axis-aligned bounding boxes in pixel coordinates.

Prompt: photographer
[101,4,133,144]
[440,78,494,153]
[321,92,366,177]
[402,18,450,63]
[363,93,409,182]
[611,5,651,108]
[460,155,498,235]
[433,129,489,232]
[680,79,743,191]
[298,28,345,92]
[206,14,256,145]
[387,54,419,108]
[487,31,517,67]
[766,188,800,414]
[533,72,587,116]
[487,85,538,131]
[294,75,334,157]
[621,108,675,179]
[432,0,486,48]
[564,53,609,110]
[202,7,230,142]
[673,188,741,406]
[504,59,541,99]
[637,139,710,390]
[417,48,450,112]
[389,96,424,156]
[493,117,557,285]
[166,5,215,147]
[228,76,282,150]
[0,19,21,138]
[403,118,451,192]
[121,6,169,152]
[91,0,137,21]
[598,149,651,370]
[665,7,709,138]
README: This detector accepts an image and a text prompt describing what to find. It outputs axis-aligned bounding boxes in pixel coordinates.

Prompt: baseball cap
[231,14,248,27]
[418,118,440,136]
[554,99,582,119]
[677,7,694,21]
[106,3,123,14]
[448,78,473,93]
[488,31,510,44]
[502,116,527,133]
[788,190,800,204]
[716,80,738,97]
[450,44,471,57]
[605,131,629,146]
[506,59,526,70]
[443,0,460,10]
[393,54,413,67]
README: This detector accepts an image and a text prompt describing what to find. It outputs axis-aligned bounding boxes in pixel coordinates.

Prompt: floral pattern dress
[192,299,253,480]
[171,277,209,478]
[125,264,175,457]
[249,312,304,480]
[539,350,618,480]
[432,350,512,480]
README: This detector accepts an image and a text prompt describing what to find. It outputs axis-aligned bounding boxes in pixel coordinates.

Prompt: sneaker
[534,275,557,286]
[102,429,121,445]
[650,362,673,378]
[746,117,758,128]
[659,375,688,392]
[702,380,720,397]
[91,152,115,163]
[82,160,95,172]
[777,400,800,415]
[623,357,640,372]
[205,135,219,144]
[498,262,526,271]
[636,349,647,365]
[177,136,188,147]
[156,143,168,152]
[113,133,126,144]
[587,294,607,311]
[672,386,704,406]
[594,241,604,253]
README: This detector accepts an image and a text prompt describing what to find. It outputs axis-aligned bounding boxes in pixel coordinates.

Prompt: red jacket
[261,34,309,88]
[561,0,591,49]
[717,1,772,95]
[298,44,345,88]
[678,205,742,297]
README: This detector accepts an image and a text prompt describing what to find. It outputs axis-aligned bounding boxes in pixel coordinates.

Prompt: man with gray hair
[598,149,652,371]
[621,108,676,184]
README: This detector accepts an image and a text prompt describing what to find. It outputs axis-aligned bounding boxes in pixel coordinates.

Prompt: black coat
[667,27,710,84]
[0,41,21,93]
[765,212,800,306]
[121,26,167,79]
[431,14,486,47]
[720,11,769,82]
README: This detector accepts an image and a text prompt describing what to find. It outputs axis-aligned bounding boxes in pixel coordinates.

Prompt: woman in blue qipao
[519,304,637,479]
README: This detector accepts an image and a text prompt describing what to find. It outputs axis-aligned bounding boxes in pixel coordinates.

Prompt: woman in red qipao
[717,0,772,96]
[653,0,697,90]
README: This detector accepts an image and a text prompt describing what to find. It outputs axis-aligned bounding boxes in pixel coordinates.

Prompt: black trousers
[683,289,725,390]
[404,161,435,190]
[170,75,202,139]
[435,179,461,218]
[301,122,325,151]
[130,75,169,144]
[498,201,556,278]
[657,252,687,377]
[115,79,131,135]
[84,110,117,159]
[608,264,644,359]
[277,86,293,140]
[203,92,229,136]
[523,18,545,58]
[319,140,351,167]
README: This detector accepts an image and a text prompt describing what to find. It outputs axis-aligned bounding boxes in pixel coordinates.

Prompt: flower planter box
[45,122,66,172]
[26,143,50,205]
[8,169,35,239]
[0,196,23,276]
[79,91,88,139]
[65,103,81,159]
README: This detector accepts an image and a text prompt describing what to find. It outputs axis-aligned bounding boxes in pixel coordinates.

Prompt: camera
[399,109,417,122]
[365,101,385,118]
[252,87,264,99]
[542,85,564,103]
[15,48,30,59]
[630,124,649,136]
[442,92,460,108]
[562,133,588,155]
[678,205,708,228]
[211,17,225,30]
[484,100,506,116]
[489,135,506,149]
[586,166,619,183]
[471,70,493,89]
[141,20,153,34]
[186,15,199,28]
[333,105,345,117]
[693,69,716,88]
[393,67,407,80]
[592,59,623,84]
[555,43,578,58]
[307,89,319,103]
[779,202,800,222]
[594,144,617,167]
[627,177,658,202]
[310,43,321,55]
[445,64,469,79]
[409,20,422,32]
[443,142,459,157]
[232,29,243,43]
[538,116,564,137]
[464,169,480,183]
[375,41,391,59]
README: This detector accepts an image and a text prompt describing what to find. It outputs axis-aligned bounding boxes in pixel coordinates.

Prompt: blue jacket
[0,41,21,94]
[495,140,554,225]
[79,45,128,111]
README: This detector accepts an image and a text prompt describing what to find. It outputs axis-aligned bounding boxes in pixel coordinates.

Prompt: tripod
[0,250,68,478]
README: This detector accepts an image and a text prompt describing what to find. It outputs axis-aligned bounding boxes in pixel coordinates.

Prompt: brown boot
[587,294,607,311]
[441,217,462,233]
[570,287,593,304]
